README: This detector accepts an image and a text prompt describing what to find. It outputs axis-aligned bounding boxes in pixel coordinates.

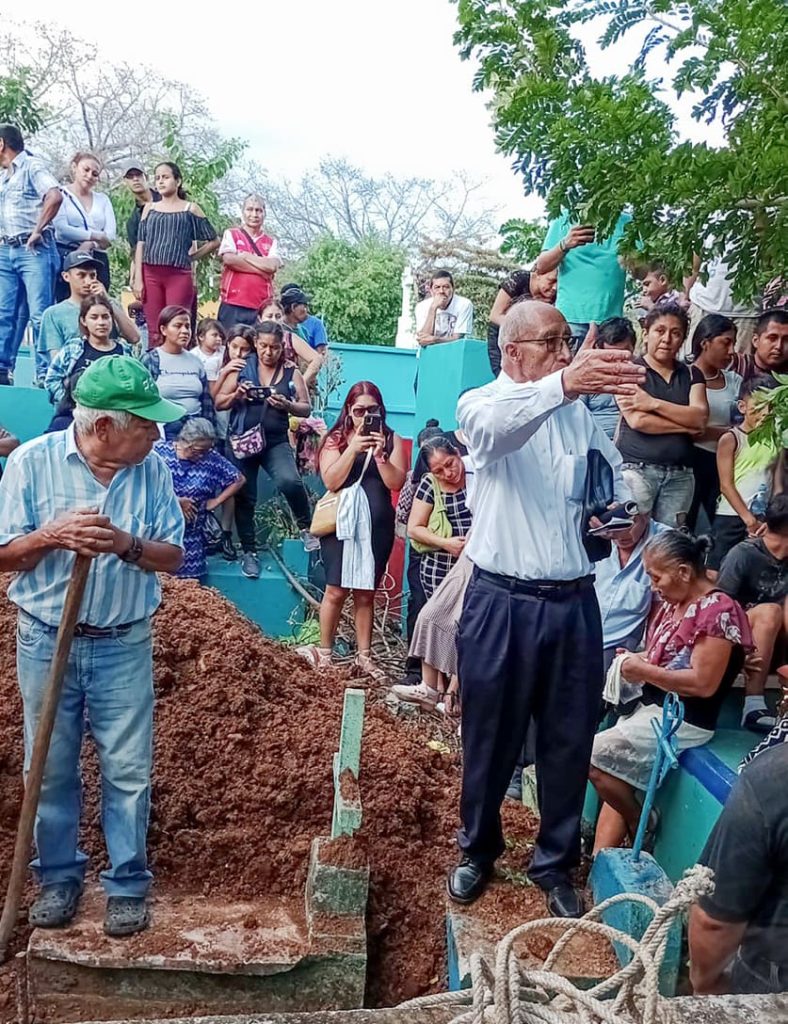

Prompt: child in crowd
[581,317,636,440]
[194,318,227,381]
[127,300,148,351]
[709,375,779,570]
[635,262,685,320]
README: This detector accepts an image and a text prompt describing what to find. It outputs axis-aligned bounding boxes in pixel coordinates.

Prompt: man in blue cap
[0,357,185,937]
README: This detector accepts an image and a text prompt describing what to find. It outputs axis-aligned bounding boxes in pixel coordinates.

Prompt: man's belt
[0,230,52,247]
[73,622,137,639]
[475,567,594,598]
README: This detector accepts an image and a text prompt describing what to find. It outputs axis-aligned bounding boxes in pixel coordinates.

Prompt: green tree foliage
[0,71,44,134]
[454,0,788,300]
[294,236,406,346]
[499,218,547,263]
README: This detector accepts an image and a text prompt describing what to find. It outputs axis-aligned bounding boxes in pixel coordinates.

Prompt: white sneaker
[390,681,440,710]
[301,530,320,552]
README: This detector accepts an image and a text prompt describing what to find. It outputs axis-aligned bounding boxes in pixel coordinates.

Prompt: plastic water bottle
[750,483,769,518]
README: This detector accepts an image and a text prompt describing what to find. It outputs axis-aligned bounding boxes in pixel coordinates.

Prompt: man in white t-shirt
[687,252,760,356]
[415,271,474,348]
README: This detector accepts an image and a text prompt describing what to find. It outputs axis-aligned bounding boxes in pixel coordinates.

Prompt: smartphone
[361,412,382,436]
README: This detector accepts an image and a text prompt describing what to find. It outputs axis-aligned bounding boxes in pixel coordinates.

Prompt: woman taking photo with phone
[298,382,408,677]
[132,162,219,346]
[216,320,314,578]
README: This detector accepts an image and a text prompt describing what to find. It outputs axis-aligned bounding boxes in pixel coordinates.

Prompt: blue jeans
[621,462,695,529]
[568,321,591,352]
[16,611,154,896]
[0,239,57,376]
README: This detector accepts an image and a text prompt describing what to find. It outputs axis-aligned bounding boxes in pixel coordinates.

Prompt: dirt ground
[0,575,614,1018]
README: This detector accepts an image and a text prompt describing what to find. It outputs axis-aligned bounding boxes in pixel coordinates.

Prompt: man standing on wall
[449,301,644,918]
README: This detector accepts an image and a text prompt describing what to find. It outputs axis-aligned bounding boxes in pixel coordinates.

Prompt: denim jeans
[16,611,154,896]
[0,238,57,376]
[568,321,591,353]
[621,462,695,528]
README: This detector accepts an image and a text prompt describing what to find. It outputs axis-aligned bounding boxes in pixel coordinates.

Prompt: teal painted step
[206,539,308,639]
[0,380,52,444]
[321,342,416,439]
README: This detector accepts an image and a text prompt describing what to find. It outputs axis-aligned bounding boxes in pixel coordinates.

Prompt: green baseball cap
[73,356,185,423]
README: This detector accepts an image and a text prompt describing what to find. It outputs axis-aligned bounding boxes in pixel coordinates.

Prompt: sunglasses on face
[351,404,380,417]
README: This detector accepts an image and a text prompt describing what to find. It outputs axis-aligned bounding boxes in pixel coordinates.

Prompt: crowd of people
[0,122,786,994]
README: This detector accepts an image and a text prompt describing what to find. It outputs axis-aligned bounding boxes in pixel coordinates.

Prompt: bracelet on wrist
[120,534,144,564]
[559,237,568,253]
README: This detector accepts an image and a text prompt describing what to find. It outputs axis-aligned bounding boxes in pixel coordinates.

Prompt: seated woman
[616,304,708,527]
[589,530,752,853]
[154,418,245,581]
[298,382,408,678]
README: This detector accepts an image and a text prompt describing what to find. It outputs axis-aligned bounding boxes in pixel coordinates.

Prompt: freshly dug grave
[0,575,612,1016]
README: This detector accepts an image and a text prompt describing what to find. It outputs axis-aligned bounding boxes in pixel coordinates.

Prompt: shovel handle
[0,555,91,961]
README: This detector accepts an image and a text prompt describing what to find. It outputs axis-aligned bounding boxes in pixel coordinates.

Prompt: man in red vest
[217,195,282,330]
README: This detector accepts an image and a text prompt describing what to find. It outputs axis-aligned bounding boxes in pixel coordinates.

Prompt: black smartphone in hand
[362,412,382,436]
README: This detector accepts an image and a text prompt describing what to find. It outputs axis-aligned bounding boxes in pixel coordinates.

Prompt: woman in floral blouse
[589,529,752,852]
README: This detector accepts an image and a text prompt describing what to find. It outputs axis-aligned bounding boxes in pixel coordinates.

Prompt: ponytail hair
[644,529,710,574]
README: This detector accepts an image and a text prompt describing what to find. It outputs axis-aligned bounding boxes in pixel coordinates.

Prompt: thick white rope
[398,865,715,1024]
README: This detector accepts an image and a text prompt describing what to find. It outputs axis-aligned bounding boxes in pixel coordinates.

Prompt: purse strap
[429,473,447,517]
[239,227,263,257]
[358,449,374,484]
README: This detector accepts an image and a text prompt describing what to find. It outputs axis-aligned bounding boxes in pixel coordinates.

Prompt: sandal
[29,881,83,928]
[104,895,150,937]
[295,645,333,671]
[355,651,387,682]
[390,680,440,710]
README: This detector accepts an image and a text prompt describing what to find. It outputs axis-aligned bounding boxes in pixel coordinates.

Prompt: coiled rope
[398,864,715,1024]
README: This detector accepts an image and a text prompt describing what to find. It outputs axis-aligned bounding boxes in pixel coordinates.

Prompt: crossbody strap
[239,228,263,257]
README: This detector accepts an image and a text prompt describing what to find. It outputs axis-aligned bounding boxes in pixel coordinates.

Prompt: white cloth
[193,346,224,381]
[603,653,627,705]
[53,189,116,246]
[694,369,742,453]
[336,458,375,590]
[458,369,630,581]
[218,230,279,259]
[415,294,474,339]
[690,257,758,319]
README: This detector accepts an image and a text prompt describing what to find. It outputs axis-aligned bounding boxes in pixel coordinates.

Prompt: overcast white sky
[7,0,537,224]
[5,1,720,231]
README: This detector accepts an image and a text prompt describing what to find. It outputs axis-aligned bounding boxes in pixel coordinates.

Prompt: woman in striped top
[132,162,218,348]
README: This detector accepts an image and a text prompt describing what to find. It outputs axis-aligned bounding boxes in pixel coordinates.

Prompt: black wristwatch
[120,535,144,563]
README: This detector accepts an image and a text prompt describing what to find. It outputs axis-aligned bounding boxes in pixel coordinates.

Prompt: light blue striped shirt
[0,426,184,627]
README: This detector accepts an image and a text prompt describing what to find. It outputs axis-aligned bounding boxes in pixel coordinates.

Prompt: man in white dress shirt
[449,301,645,917]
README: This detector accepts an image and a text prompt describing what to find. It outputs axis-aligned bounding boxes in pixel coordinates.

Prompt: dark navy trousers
[457,567,603,888]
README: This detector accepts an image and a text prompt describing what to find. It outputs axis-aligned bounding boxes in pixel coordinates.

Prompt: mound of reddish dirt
[0,576,597,1014]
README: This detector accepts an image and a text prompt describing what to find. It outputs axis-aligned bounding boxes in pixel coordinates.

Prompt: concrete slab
[74,993,788,1024]
[25,888,367,1022]
[446,899,611,993]
[29,890,310,976]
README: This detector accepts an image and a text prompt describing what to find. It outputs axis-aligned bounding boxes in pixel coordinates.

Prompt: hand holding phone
[361,412,382,436]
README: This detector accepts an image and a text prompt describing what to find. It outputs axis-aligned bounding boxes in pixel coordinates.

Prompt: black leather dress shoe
[447,856,493,905]
[546,882,584,919]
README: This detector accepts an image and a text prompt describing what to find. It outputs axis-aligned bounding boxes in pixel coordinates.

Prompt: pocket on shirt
[561,455,588,502]
[125,513,152,539]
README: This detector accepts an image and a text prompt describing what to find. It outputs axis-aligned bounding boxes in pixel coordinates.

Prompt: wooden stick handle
[0,555,91,961]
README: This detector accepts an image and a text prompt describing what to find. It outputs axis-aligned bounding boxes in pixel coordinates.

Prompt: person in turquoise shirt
[537,211,632,347]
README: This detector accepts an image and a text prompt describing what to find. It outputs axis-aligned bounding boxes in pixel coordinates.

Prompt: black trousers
[457,568,603,887]
[232,441,311,550]
[403,550,428,679]
[218,302,258,331]
[688,446,720,533]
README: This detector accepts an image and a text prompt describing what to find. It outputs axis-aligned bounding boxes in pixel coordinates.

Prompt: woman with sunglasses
[53,151,116,299]
[298,382,407,677]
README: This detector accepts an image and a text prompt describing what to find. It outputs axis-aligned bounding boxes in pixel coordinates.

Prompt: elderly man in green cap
[0,356,185,937]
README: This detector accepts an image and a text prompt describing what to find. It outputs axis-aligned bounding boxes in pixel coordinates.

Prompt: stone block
[306,837,370,922]
[589,848,681,996]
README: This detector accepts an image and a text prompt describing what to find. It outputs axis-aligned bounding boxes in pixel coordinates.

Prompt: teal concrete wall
[414,339,493,434]
[321,343,417,439]
[0,382,52,443]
